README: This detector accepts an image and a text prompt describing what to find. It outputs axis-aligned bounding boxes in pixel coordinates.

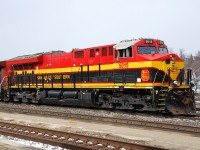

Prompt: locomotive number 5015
[119,62,129,69]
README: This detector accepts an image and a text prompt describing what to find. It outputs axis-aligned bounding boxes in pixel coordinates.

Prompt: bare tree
[188,54,194,66]
[179,48,186,59]
[196,51,200,57]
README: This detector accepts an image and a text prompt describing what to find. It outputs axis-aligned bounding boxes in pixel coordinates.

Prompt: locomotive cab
[113,39,195,115]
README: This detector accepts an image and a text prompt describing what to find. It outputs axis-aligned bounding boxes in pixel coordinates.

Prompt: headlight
[172,80,178,86]
[172,56,175,64]
[159,40,164,45]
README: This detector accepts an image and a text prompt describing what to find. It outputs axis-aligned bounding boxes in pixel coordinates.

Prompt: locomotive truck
[0,38,196,115]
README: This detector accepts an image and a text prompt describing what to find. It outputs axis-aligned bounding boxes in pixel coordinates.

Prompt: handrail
[153,70,158,83]
[162,73,166,85]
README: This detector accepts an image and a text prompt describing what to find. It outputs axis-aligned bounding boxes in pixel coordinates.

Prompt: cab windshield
[158,47,168,54]
[137,46,156,54]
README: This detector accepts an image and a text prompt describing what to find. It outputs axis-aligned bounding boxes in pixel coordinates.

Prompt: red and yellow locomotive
[0,38,195,115]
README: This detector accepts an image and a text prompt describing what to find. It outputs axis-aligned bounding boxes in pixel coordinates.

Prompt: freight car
[0,38,196,115]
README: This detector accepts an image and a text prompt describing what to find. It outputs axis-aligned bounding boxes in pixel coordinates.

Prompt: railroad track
[0,121,162,150]
[0,104,200,135]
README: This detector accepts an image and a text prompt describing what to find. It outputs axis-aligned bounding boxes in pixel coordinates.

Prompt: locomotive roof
[10,50,65,60]
[113,39,140,50]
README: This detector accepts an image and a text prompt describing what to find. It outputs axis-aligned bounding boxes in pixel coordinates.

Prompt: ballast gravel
[0,102,200,128]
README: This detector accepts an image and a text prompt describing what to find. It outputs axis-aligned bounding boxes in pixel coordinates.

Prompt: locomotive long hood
[9,56,43,65]
[0,61,6,67]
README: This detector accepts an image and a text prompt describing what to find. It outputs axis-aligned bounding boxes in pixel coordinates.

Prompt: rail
[0,121,163,150]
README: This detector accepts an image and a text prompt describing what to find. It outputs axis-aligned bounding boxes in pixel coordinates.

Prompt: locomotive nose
[162,54,176,65]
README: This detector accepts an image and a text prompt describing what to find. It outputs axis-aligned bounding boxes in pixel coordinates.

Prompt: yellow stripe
[15,61,183,73]
[11,82,190,89]
[14,61,184,82]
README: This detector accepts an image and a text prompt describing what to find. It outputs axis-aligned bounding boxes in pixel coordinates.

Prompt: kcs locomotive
[0,38,196,115]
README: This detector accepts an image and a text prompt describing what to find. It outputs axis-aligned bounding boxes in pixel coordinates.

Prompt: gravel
[0,102,200,128]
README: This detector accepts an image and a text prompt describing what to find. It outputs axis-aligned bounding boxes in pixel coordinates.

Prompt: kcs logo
[141,69,150,81]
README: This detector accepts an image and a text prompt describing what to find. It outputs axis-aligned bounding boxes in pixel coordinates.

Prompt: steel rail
[0,121,163,150]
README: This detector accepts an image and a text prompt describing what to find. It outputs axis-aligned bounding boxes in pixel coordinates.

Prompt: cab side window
[118,46,133,58]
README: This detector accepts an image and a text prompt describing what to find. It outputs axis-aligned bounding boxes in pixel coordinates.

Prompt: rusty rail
[0,121,163,150]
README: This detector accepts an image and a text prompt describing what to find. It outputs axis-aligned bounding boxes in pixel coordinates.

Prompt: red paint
[0,38,184,86]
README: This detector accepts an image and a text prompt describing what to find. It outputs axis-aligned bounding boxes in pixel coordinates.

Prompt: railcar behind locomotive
[0,38,196,115]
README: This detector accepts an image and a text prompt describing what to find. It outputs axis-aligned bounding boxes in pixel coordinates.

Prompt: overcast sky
[0,0,200,60]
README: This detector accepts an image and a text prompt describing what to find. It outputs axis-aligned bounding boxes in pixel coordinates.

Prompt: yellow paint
[15,61,184,75]
[12,60,185,89]
[67,121,77,124]
[11,82,190,89]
